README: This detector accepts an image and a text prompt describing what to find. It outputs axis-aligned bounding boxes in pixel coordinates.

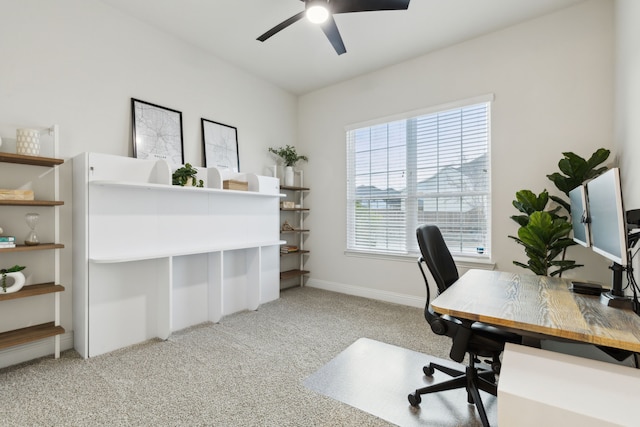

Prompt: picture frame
[131,98,184,165]
[201,118,239,172]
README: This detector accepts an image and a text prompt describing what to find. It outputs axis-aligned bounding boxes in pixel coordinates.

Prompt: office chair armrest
[449,321,473,363]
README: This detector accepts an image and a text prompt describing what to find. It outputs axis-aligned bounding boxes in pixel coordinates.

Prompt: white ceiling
[99,0,586,95]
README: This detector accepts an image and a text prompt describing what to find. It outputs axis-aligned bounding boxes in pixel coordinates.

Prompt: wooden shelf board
[0,152,64,167]
[280,208,310,211]
[0,200,64,206]
[0,322,65,350]
[280,269,310,280]
[0,243,64,253]
[280,185,310,191]
[280,250,310,256]
[0,283,65,302]
[280,229,309,233]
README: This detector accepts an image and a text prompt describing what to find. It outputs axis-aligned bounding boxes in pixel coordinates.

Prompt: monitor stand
[600,262,633,309]
[600,292,633,309]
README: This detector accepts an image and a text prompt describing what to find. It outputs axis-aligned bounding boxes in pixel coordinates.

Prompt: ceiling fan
[257,0,411,55]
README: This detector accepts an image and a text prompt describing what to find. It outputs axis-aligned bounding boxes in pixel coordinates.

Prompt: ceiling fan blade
[320,15,346,55]
[332,0,410,14]
[257,11,306,42]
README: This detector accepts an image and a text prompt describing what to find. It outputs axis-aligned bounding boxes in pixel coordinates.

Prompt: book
[0,243,16,248]
[0,236,16,242]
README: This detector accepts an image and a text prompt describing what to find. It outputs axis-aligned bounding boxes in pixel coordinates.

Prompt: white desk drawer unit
[499,343,640,426]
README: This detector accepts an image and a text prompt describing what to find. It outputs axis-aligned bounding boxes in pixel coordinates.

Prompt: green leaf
[549,195,570,213]
[513,189,549,214]
[584,166,608,181]
[513,261,530,270]
[510,215,529,227]
[585,148,610,171]
[547,149,610,195]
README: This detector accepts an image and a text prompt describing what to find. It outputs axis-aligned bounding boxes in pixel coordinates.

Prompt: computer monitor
[569,185,590,247]
[587,168,628,266]
[585,167,631,307]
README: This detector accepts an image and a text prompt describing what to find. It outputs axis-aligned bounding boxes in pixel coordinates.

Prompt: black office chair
[408,225,521,427]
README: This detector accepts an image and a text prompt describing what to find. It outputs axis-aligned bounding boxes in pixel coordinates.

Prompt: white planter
[1,271,26,294]
[284,166,294,186]
[16,128,40,156]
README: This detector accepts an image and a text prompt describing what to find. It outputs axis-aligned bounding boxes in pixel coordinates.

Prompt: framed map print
[201,118,239,172]
[131,98,184,165]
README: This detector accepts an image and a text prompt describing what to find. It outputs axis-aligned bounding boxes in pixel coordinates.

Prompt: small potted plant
[268,145,308,186]
[172,163,204,187]
[1,265,26,293]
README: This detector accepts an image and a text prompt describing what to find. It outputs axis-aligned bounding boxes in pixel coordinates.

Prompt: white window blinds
[346,100,491,257]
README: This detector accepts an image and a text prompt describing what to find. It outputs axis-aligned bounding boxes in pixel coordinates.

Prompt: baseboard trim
[0,330,74,369]
[306,278,425,308]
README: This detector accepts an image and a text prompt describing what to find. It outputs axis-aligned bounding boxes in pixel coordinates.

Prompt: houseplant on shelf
[172,163,203,187]
[1,265,26,294]
[268,145,308,186]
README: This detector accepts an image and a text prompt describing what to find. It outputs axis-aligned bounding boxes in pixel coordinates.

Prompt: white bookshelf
[72,152,283,358]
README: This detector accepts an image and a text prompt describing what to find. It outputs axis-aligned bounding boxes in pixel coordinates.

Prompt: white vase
[284,166,294,186]
[2,271,26,294]
[16,128,40,156]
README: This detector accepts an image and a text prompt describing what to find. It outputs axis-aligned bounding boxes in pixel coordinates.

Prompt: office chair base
[408,363,497,427]
[424,362,464,378]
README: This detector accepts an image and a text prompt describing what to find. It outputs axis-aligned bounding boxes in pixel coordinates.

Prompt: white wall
[615,1,640,293]
[299,0,615,304]
[0,0,297,365]
[615,0,640,207]
[0,0,297,168]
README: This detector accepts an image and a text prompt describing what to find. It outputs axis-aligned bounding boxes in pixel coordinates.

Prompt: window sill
[344,250,495,270]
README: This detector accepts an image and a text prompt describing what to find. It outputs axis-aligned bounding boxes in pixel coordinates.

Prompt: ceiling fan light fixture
[306,1,329,24]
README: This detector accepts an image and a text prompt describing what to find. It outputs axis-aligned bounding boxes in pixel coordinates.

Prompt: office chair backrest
[416,225,459,294]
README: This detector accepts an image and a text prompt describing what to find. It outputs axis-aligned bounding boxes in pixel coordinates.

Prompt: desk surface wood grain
[431,269,640,353]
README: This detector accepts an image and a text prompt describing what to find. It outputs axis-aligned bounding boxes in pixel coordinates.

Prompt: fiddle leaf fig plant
[510,148,610,277]
[510,189,561,227]
[509,211,580,276]
[1,265,25,293]
[546,148,610,211]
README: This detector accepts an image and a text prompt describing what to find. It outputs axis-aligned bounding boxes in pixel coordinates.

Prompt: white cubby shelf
[73,153,283,358]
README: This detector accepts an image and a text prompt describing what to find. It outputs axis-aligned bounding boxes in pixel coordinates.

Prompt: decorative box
[223,180,248,191]
[0,189,34,200]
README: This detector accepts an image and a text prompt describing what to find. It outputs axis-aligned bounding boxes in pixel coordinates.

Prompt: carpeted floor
[0,287,484,426]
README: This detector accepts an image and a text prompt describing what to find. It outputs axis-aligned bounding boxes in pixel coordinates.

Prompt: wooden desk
[431,269,640,353]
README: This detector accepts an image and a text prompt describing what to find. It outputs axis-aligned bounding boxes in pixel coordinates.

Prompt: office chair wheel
[491,361,501,375]
[408,392,422,407]
[423,365,435,377]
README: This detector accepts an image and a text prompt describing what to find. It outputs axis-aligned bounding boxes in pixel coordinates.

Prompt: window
[346,97,491,258]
